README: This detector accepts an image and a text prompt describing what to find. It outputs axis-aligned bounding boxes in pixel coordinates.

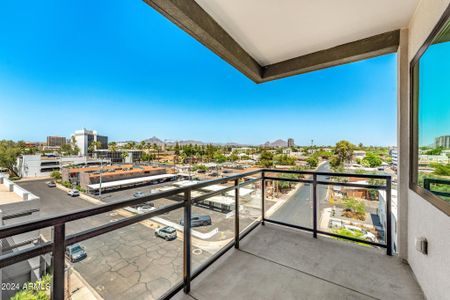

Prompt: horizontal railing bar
[316,230,387,248]
[0,242,52,269]
[423,190,450,197]
[264,219,314,232]
[263,168,391,179]
[264,176,387,189]
[0,203,184,270]
[0,170,262,239]
[192,177,262,203]
[191,169,262,190]
[264,176,313,184]
[65,202,184,246]
[423,178,450,184]
[238,220,261,240]
[316,181,387,190]
[160,281,184,300]
[265,219,386,248]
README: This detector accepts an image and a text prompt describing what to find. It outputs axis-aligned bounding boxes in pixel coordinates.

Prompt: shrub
[343,197,366,220]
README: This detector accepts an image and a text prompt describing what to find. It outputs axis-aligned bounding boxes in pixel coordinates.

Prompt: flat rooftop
[0,184,22,205]
[87,173,177,190]
[175,223,423,300]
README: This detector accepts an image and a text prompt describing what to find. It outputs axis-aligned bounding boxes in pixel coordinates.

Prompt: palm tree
[121,151,129,163]
[109,142,117,153]
[88,141,102,157]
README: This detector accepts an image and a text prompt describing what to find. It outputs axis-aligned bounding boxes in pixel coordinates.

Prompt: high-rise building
[46,136,67,147]
[287,138,295,147]
[434,135,450,148]
[71,129,108,156]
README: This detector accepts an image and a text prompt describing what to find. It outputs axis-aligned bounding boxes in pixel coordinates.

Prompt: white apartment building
[16,154,110,178]
[71,128,108,156]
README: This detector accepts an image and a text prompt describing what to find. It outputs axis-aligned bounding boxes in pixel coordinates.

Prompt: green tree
[361,152,383,168]
[431,163,450,176]
[306,156,318,168]
[425,146,444,155]
[274,154,296,166]
[88,141,102,154]
[0,140,21,177]
[121,151,129,162]
[259,151,274,168]
[334,140,355,164]
[50,171,61,180]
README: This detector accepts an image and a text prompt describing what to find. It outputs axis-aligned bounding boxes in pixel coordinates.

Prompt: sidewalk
[68,268,102,300]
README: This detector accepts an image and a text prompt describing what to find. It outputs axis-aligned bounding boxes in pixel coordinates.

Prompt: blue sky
[419,41,450,147]
[0,0,397,146]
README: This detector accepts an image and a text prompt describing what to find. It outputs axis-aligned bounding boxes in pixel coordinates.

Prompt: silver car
[65,244,87,262]
[155,226,177,241]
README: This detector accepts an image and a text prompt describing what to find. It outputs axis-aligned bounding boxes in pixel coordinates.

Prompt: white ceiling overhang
[144,0,419,83]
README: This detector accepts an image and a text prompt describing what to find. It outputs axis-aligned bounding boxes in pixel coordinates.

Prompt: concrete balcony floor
[175,223,424,300]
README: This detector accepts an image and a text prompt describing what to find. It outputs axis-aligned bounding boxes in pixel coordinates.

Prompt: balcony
[173,224,423,300]
[0,169,423,299]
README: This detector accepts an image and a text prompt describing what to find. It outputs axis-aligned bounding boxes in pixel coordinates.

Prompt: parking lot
[20,180,209,300]
[95,182,262,241]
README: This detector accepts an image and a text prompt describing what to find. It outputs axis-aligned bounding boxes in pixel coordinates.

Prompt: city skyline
[0,0,396,146]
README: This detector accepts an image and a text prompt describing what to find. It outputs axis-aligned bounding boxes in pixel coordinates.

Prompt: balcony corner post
[261,171,265,225]
[51,223,65,300]
[386,177,393,256]
[183,189,192,293]
[313,174,318,239]
[234,179,240,249]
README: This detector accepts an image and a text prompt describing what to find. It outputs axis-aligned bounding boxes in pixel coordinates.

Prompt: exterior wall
[16,155,59,178]
[407,191,450,300]
[0,177,42,299]
[406,1,450,299]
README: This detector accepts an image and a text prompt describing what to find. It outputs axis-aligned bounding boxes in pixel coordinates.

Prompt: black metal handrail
[424,177,450,197]
[0,168,392,300]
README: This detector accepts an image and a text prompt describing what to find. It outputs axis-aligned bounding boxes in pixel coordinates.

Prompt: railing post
[261,171,265,225]
[183,189,192,293]
[52,223,65,300]
[423,178,430,192]
[234,179,240,249]
[313,174,318,239]
[386,177,393,256]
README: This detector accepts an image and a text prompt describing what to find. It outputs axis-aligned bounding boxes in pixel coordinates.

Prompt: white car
[344,224,377,242]
[136,204,155,214]
[67,189,80,197]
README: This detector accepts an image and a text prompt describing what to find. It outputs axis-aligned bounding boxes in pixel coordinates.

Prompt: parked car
[343,224,377,242]
[47,181,56,188]
[136,203,155,214]
[155,226,177,241]
[133,191,145,198]
[65,244,87,262]
[180,214,212,227]
[67,189,80,197]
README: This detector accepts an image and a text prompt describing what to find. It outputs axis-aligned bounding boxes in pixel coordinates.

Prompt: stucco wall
[407,1,450,299]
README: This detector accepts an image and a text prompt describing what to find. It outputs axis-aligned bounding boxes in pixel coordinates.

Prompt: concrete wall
[406,1,450,299]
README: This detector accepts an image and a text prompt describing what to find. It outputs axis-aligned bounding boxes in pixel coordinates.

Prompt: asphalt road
[270,163,331,227]
[19,180,209,300]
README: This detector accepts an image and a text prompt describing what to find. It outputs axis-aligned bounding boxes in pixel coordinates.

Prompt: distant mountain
[262,139,288,147]
[141,136,245,147]
[142,136,164,145]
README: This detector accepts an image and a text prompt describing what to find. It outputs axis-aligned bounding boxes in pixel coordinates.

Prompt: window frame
[409,4,450,216]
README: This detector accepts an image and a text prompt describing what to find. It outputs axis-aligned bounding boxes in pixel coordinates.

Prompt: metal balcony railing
[423,177,450,197]
[0,169,391,300]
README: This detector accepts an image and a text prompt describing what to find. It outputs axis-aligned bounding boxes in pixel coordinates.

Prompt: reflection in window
[417,20,450,203]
